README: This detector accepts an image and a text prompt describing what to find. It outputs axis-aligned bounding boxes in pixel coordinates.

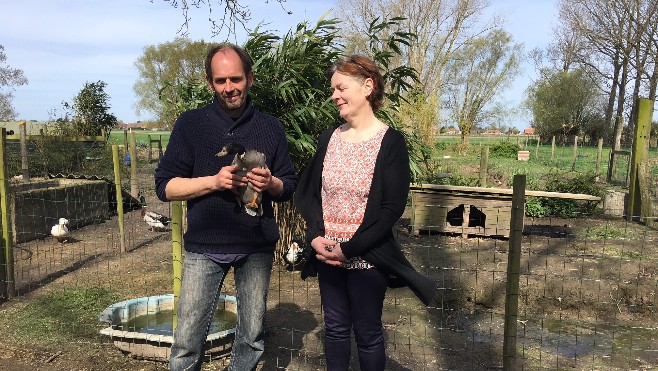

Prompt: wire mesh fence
[0,133,656,370]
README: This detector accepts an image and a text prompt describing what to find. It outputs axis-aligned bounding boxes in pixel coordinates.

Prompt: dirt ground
[1,205,657,370]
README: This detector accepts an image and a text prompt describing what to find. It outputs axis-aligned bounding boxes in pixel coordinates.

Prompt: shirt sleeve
[154,113,193,202]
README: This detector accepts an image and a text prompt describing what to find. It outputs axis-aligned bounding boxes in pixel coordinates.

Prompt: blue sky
[2,0,557,129]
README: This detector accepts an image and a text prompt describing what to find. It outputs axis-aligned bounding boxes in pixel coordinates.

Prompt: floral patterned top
[321,126,388,269]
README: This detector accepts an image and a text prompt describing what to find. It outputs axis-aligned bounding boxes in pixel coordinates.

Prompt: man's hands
[311,236,346,266]
[213,165,283,196]
[213,165,246,192]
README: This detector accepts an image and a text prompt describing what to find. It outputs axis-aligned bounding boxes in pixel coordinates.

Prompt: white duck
[141,206,171,231]
[51,218,70,243]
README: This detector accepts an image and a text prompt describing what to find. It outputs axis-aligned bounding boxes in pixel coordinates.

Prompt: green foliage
[525,197,548,217]
[490,141,520,158]
[443,173,479,186]
[159,77,213,123]
[134,38,211,128]
[245,17,341,171]
[443,29,523,145]
[541,172,603,217]
[63,81,118,138]
[434,141,450,151]
[0,44,28,120]
[525,68,600,140]
[0,288,121,344]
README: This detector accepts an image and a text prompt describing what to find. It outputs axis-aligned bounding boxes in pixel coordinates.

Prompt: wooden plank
[410,184,600,201]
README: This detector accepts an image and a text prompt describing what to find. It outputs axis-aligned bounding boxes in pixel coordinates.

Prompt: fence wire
[0,137,656,370]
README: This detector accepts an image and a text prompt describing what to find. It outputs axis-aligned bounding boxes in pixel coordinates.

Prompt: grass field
[108,130,170,148]
[432,135,658,190]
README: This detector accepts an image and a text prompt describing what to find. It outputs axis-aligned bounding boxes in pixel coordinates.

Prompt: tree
[397,89,440,149]
[557,0,658,148]
[133,38,211,128]
[0,45,28,120]
[335,0,499,98]
[525,68,600,142]
[444,29,522,145]
[65,81,118,137]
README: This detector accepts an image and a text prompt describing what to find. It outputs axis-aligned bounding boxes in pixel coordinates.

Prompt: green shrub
[490,141,521,158]
[525,197,548,217]
[541,172,603,217]
[434,141,449,151]
[445,173,479,187]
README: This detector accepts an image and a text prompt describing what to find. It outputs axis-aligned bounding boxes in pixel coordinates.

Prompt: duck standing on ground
[284,239,307,269]
[51,218,70,242]
[141,206,172,231]
[216,142,267,216]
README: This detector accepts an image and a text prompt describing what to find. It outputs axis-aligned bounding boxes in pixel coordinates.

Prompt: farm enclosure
[0,131,656,370]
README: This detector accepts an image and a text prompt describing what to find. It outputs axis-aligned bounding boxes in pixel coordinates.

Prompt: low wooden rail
[410,184,601,237]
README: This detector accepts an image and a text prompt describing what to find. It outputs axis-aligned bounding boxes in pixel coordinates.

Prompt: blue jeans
[317,263,388,371]
[169,250,274,371]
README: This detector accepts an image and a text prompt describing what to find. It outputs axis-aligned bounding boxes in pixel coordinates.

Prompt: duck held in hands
[216,142,267,217]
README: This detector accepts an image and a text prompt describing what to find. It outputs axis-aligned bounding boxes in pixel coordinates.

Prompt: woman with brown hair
[295,55,435,370]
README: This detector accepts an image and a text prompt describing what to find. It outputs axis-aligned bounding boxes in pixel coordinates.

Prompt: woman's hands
[311,236,346,266]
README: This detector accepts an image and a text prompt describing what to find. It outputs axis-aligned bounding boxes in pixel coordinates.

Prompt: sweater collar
[210,94,256,133]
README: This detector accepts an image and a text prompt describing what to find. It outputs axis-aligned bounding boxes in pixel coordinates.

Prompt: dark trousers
[317,262,388,371]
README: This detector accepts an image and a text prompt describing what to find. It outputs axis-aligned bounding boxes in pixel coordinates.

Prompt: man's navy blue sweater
[154,96,297,254]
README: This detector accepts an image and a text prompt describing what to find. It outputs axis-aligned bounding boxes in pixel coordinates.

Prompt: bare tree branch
[153,0,289,36]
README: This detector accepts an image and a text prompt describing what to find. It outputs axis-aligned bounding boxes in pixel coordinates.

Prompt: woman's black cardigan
[294,126,436,306]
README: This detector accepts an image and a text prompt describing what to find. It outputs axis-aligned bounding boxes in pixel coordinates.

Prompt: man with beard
[154,43,297,371]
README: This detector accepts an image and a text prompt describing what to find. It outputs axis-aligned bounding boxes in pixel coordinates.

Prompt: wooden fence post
[535,136,540,160]
[171,200,184,331]
[551,136,555,161]
[19,121,29,181]
[571,135,578,171]
[479,146,489,187]
[503,174,525,370]
[158,135,163,159]
[626,98,653,224]
[112,145,126,253]
[0,129,15,299]
[129,132,138,199]
[148,135,153,163]
[595,138,603,181]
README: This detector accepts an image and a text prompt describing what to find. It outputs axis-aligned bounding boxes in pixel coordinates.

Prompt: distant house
[444,126,459,135]
[483,129,502,135]
[523,128,535,135]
